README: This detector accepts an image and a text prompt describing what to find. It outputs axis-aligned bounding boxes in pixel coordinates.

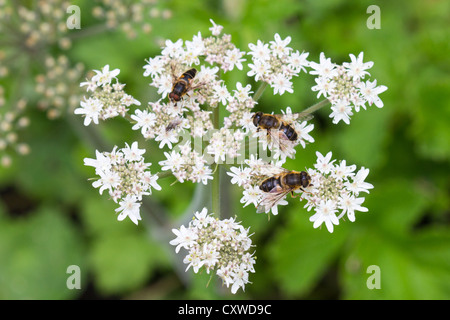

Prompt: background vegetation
[0,0,449,299]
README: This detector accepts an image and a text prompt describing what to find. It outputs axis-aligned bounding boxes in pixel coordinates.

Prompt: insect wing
[256,185,291,213]
[291,112,314,122]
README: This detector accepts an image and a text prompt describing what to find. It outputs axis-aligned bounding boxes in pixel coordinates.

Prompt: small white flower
[131,109,156,135]
[161,39,184,58]
[209,19,223,36]
[359,79,388,108]
[338,194,368,222]
[271,74,293,95]
[84,149,112,174]
[345,167,374,195]
[74,97,103,126]
[154,128,179,149]
[329,102,353,124]
[309,52,337,78]
[169,225,198,253]
[314,151,335,174]
[343,52,374,80]
[231,264,250,294]
[240,186,262,208]
[122,141,146,161]
[227,166,251,187]
[92,65,120,86]
[224,48,246,71]
[248,40,271,61]
[270,33,292,58]
[288,50,309,73]
[309,199,339,233]
[115,195,142,225]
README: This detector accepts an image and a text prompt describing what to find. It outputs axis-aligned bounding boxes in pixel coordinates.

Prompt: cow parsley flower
[84,142,160,225]
[247,33,309,95]
[159,141,213,184]
[170,208,256,294]
[310,52,387,124]
[75,66,141,126]
[303,151,373,232]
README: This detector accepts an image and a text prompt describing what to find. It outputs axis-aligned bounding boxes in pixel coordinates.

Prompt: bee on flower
[250,107,315,160]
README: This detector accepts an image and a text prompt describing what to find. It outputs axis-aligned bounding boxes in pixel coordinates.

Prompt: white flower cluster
[206,128,245,164]
[247,34,309,95]
[159,141,213,185]
[310,52,388,124]
[75,65,141,126]
[84,142,161,225]
[228,156,289,216]
[223,82,256,129]
[143,19,244,105]
[170,208,256,294]
[75,19,386,294]
[228,152,373,232]
[304,151,373,233]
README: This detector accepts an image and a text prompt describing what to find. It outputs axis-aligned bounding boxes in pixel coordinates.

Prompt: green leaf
[267,211,348,296]
[363,179,430,234]
[0,206,85,299]
[89,231,169,295]
[340,228,450,299]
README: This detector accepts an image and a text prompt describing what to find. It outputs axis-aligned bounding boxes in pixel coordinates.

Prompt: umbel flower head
[247,34,310,95]
[75,65,141,126]
[228,152,373,232]
[304,151,373,232]
[84,142,161,225]
[170,208,256,294]
[310,52,387,124]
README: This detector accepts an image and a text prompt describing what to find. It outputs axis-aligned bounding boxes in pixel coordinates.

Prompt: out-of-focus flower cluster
[0,98,30,167]
[170,208,256,294]
[35,56,85,119]
[84,142,160,225]
[0,0,172,167]
[92,0,172,39]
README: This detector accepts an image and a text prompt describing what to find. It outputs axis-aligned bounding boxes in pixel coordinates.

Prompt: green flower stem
[211,105,221,217]
[253,82,268,101]
[302,98,331,115]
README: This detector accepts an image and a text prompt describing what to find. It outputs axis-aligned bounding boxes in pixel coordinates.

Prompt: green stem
[252,82,268,101]
[301,98,330,115]
[211,105,221,217]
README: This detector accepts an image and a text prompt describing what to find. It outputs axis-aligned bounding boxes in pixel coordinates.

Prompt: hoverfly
[251,111,313,153]
[256,169,312,213]
[169,68,198,103]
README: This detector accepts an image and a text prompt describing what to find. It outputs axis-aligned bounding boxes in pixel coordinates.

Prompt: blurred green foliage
[0,0,448,299]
